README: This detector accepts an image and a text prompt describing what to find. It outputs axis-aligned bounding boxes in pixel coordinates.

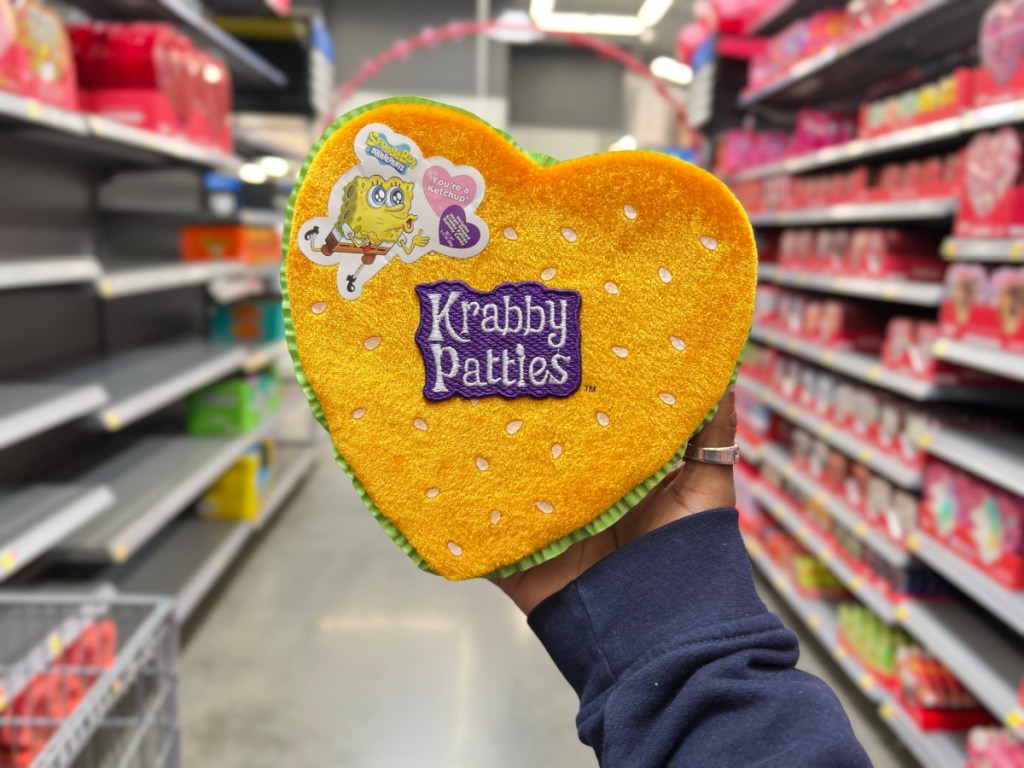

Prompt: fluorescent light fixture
[637,0,675,26]
[488,10,546,44]
[530,0,674,37]
[258,155,291,178]
[650,56,693,85]
[610,135,638,152]
[239,162,268,184]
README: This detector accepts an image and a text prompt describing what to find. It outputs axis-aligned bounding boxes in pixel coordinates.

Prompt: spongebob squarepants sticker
[297,124,488,299]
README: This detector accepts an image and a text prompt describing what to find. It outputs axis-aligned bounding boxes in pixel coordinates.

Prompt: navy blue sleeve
[528,508,872,768]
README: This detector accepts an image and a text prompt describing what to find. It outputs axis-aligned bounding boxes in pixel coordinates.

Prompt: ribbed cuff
[527,508,766,701]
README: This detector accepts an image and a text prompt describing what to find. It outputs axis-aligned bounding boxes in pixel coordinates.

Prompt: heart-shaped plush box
[284,97,757,580]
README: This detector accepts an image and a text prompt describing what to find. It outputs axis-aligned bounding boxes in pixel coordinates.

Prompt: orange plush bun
[284,97,757,580]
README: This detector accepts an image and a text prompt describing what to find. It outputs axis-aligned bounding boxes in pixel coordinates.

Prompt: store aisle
[181,452,915,768]
[179,453,594,768]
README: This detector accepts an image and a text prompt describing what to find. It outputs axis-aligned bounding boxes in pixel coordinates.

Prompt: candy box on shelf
[200,441,276,521]
[181,225,282,264]
[186,371,282,436]
[956,129,1024,239]
[792,553,848,600]
[0,0,33,97]
[940,263,1024,351]
[967,726,1024,767]
[922,458,1024,589]
[975,0,1024,108]
[846,229,945,281]
[210,300,285,344]
[819,300,886,353]
[897,647,995,731]
[13,0,78,109]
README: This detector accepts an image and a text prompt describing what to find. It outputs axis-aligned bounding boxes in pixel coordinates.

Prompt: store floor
[181,454,917,768]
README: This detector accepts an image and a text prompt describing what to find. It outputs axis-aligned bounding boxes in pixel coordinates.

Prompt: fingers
[666,387,738,516]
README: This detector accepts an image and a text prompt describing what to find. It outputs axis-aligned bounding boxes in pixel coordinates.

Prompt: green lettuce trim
[281,95,750,580]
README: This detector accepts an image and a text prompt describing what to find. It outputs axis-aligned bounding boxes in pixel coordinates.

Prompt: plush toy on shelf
[283,98,757,580]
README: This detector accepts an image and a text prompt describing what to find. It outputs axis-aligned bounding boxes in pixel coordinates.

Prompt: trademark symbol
[585,385,596,393]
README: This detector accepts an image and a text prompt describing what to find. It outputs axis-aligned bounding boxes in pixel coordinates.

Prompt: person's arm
[529,508,872,768]
[495,389,872,767]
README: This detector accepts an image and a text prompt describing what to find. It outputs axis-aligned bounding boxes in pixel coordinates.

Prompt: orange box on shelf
[180,225,281,265]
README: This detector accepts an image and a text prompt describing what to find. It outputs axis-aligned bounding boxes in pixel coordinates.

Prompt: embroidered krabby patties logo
[414,280,582,401]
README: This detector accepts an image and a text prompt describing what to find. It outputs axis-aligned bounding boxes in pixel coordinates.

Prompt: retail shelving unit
[0,1,323,762]
[54,395,305,564]
[738,483,970,766]
[717,2,1024,760]
[53,340,248,432]
[113,444,316,622]
[63,0,287,86]
[0,384,109,450]
[757,265,945,307]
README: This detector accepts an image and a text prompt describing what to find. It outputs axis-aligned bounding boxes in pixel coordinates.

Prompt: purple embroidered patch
[414,280,582,401]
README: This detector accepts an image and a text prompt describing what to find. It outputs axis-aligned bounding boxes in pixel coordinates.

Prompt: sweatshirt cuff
[527,508,766,700]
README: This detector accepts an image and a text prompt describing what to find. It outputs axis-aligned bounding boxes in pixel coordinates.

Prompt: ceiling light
[239,162,268,184]
[489,10,546,43]
[533,11,645,36]
[610,135,638,152]
[530,0,674,36]
[258,155,291,178]
[637,0,675,26]
[650,56,693,85]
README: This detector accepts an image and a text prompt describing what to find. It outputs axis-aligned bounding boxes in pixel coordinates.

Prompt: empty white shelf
[115,517,252,624]
[0,485,114,581]
[0,384,109,450]
[97,262,246,299]
[54,340,247,431]
[0,258,101,291]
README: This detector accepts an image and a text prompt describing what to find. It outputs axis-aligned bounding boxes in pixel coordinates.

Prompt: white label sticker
[297,123,488,300]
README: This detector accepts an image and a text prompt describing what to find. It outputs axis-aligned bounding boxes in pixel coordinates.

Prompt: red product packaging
[975,0,1024,108]
[955,128,1024,238]
[922,458,1024,589]
[992,266,1024,352]
[819,300,886,352]
[7,0,78,109]
[0,0,32,97]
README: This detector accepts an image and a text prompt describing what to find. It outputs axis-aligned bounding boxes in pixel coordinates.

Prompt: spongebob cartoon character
[316,175,430,293]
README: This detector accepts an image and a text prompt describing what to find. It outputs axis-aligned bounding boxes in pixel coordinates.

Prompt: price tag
[917,433,933,448]
[866,366,882,381]
[822,350,835,364]
[97,279,114,299]
[112,542,129,562]
[906,534,921,552]
[820,549,833,563]
[785,406,797,419]
[1012,242,1024,263]
[883,284,899,299]
[1006,709,1024,729]
[818,423,832,437]
[879,702,895,721]
[26,100,42,120]
[854,522,868,537]
[47,633,62,658]
[932,339,948,356]
[795,527,808,541]
[808,615,822,628]
[858,673,874,691]
[836,647,849,660]
[0,550,15,573]
[851,576,865,590]
[942,240,958,258]
[102,410,121,431]
[894,604,909,622]
[858,448,873,462]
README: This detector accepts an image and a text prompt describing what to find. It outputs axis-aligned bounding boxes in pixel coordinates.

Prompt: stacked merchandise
[0,0,235,153]
[720,2,1024,762]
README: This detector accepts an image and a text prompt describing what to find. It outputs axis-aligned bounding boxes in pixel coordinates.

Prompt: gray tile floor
[181,455,918,767]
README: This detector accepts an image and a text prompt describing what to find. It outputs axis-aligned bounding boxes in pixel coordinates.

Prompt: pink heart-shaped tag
[965,129,1022,217]
[422,165,478,217]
